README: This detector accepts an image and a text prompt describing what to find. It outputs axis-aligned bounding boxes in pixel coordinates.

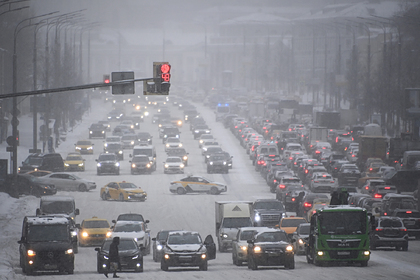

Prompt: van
[130,145,157,171]
[36,195,80,221]
[400,151,420,170]
[18,153,64,173]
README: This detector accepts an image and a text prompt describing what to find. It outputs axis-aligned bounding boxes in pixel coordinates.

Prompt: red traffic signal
[160,64,171,82]
[103,74,110,84]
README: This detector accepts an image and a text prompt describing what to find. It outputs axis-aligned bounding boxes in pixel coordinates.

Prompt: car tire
[249,256,258,270]
[161,261,168,271]
[199,260,208,271]
[101,192,108,201]
[360,261,368,267]
[176,187,186,195]
[210,187,219,195]
[286,258,295,269]
[119,193,125,201]
[78,184,87,192]
[31,188,41,198]
[402,242,408,251]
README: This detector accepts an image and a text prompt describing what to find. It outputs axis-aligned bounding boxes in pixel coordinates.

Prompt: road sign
[111,71,134,94]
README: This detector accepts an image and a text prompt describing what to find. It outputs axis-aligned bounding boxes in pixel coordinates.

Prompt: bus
[305,205,372,267]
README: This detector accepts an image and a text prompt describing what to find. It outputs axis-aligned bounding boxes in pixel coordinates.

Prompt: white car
[309,172,335,193]
[110,221,151,254]
[165,137,183,152]
[169,175,227,195]
[37,172,96,192]
[201,141,220,155]
[198,134,215,148]
[163,156,185,174]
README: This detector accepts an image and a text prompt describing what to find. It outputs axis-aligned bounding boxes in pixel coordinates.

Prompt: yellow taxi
[78,217,111,246]
[64,152,85,171]
[306,199,330,221]
[277,217,307,236]
[74,140,94,154]
[100,181,147,202]
[26,170,52,177]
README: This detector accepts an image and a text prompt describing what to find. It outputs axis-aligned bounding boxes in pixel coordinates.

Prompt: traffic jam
[10,91,420,277]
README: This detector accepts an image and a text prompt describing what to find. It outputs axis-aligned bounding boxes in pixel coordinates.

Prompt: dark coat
[109,237,119,262]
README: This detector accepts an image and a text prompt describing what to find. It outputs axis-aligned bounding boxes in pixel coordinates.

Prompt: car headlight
[194,130,199,133]
[286,245,293,252]
[97,163,102,167]
[106,231,112,238]
[179,143,182,147]
[241,246,247,251]
[78,163,84,167]
[102,131,105,134]
[132,255,139,260]
[65,248,73,254]
[165,164,169,168]
[115,162,120,167]
[201,254,207,259]
[205,130,210,133]
[206,155,210,158]
[157,245,163,251]
[166,144,170,147]
[221,233,228,239]
[199,140,204,144]
[132,164,136,168]
[253,246,262,253]
[118,150,123,154]
[164,135,167,138]
[180,164,184,168]
[146,164,151,168]
[178,121,182,125]
[27,250,36,256]
[89,131,93,134]
[131,141,134,145]
[134,237,144,242]
[223,161,227,165]
[203,147,208,151]
[183,156,188,160]
[87,146,93,150]
[82,231,88,237]
[298,239,304,244]
[209,162,213,165]
[254,214,261,222]
[147,139,151,141]
[104,143,108,147]
[75,147,81,150]
[64,163,69,167]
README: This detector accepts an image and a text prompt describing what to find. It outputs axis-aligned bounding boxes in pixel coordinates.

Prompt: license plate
[337,251,350,256]
[44,264,58,269]
[405,221,415,225]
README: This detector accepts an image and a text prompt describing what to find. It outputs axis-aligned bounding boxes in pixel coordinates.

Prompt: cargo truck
[308,127,328,151]
[356,136,388,171]
[314,111,341,129]
[215,201,253,252]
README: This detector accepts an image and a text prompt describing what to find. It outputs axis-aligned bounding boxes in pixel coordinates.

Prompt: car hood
[255,209,285,215]
[122,188,146,194]
[166,162,183,166]
[65,160,83,164]
[112,232,145,239]
[166,244,202,252]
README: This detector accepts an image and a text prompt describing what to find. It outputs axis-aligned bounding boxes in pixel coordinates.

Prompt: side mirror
[94,248,100,252]
[75,209,80,215]
[152,238,156,242]
[36,208,41,216]
[145,220,150,224]
[95,159,98,162]
[112,220,116,224]
[76,224,81,229]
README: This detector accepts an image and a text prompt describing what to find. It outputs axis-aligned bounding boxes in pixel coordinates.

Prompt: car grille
[326,239,361,249]
[328,250,359,259]
[261,214,281,223]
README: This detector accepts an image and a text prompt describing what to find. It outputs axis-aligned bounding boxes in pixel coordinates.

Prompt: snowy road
[1,96,420,280]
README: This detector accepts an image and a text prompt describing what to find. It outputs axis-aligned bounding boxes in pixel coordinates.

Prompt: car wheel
[210,187,219,195]
[101,192,108,201]
[176,187,186,195]
[78,184,87,192]
[249,256,258,270]
[119,193,125,201]
[116,170,120,175]
[31,188,41,198]
[286,258,295,269]
[403,242,408,251]
[199,260,208,271]
[360,261,368,267]
[161,260,168,271]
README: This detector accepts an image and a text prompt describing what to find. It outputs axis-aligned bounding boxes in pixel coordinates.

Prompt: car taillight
[376,228,383,231]
[314,181,319,183]
[365,186,369,190]
[384,212,387,216]
[374,194,382,198]
[385,186,391,190]
[304,202,312,208]
[279,184,286,189]
[289,157,293,160]
[369,168,373,171]
[273,180,277,183]
[292,198,295,201]
[400,228,407,231]
[406,211,412,214]
[305,170,308,174]
[315,151,321,154]
[330,181,335,183]
[352,154,355,157]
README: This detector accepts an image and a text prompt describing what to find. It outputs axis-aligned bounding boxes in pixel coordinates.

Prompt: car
[390,209,420,239]
[297,193,329,217]
[130,155,154,174]
[100,181,147,202]
[201,141,220,155]
[369,184,397,199]
[104,136,121,147]
[160,231,216,271]
[231,227,261,266]
[18,153,65,173]
[120,119,135,130]
[165,137,183,152]
[309,172,335,193]
[337,163,361,185]
[74,140,94,154]
[109,220,151,254]
[96,153,120,175]
[88,123,106,139]
[37,172,96,192]
[95,237,144,273]
[107,110,124,121]
[162,127,181,142]
[136,131,153,145]
[370,216,409,251]
[203,146,224,163]
[291,222,310,255]
[193,124,211,139]
[169,175,227,195]
[361,179,386,194]
[277,217,307,237]
[64,153,85,171]
[8,173,57,197]
[166,147,189,166]
[207,153,229,174]
[98,120,111,131]
[152,230,181,262]
[104,142,124,160]
[198,134,215,148]
[25,170,52,177]
[121,134,138,149]
[170,116,183,127]
[253,199,287,227]
[78,217,111,246]
[247,228,295,270]
[306,200,330,222]
[163,156,185,174]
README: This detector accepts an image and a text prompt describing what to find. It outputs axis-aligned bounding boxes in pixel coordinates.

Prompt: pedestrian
[295,191,305,215]
[105,237,120,278]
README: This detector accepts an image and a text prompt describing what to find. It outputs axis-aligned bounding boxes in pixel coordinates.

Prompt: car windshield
[107,144,122,149]
[283,178,301,184]
[25,157,43,166]
[66,155,82,161]
[133,157,149,163]
[222,217,253,228]
[207,147,223,153]
[254,201,284,211]
[298,224,310,235]
[166,158,181,163]
[27,224,69,242]
[167,233,201,245]
[102,239,137,251]
[210,156,224,161]
[395,211,420,218]
[114,223,143,232]
[240,230,256,241]
[167,138,180,143]
[99,154,117,161]
[41,201,74,214]
[137,133,151,138]
[77,141,91,145]
[117,214,143,222]
[119,182,138,189]
[122,135,136,140]
[83,220,110,228]
[133,149,153,157]
[380,219,403,228]
[106,137,120,142]
[255,231,288,242]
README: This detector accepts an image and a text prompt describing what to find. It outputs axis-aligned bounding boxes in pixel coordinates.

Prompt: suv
[380,193,417,216]
[391,209,420,239]
[370,216,409,251]
[18,153,64,173]
[207,154,229,174]
[36,195,80,221]
[104,142,124,160]
[96,153,120,175]
[89,123,106,139]
[167,147,189,166]
[337,163,361,185]
[162,127,181,143]
[130,155,154,174]
[18,216,75,275]
[252,199,286,227]
[131,145,157,171]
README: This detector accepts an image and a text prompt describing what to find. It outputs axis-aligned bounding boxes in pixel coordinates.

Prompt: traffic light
[101,74,110,89]
[152,62,171,94]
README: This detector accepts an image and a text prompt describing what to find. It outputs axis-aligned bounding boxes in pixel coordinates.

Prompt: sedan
[109,221,151,254]
[163,156,185,174]
[165,137,183,152]
[310,172,336,193]
[169,175,227,195]
[74,140,94,154]
[95,237,143,273]
[37,172,96,192]
[100,181,147,202]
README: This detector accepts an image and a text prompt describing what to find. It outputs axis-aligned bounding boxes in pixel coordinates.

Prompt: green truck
[305,205,373,267]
